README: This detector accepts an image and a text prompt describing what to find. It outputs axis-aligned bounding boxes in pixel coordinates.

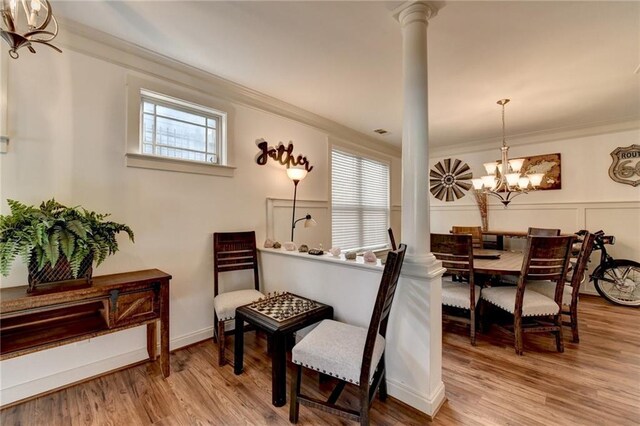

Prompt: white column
[387,1,446,418]
[398,1,434,261]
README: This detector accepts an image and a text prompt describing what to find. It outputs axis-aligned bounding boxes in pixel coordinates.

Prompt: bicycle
[577,230,640,307]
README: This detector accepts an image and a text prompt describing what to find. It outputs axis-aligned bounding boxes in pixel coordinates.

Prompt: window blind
[331,148,390,252]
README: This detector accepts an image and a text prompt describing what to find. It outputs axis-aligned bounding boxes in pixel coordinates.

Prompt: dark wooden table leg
[234,314,245,375]
[160,282,170,378]
[496,235,504,251]
[271,332,287,407]
[147,321,158,360]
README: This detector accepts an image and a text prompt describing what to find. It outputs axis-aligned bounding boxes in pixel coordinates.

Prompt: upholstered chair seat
[292,319,385,385]
[526,281,573,306]
[482,286,560,317]
[442,277,481,310]
[213,289,264,321]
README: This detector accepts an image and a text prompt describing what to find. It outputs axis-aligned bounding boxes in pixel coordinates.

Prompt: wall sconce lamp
[287,167,317,241]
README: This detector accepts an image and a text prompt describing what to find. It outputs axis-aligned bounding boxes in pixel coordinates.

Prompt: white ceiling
[53,1,640,149]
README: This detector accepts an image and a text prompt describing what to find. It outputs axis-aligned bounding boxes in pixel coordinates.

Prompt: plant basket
[27,254,93,293]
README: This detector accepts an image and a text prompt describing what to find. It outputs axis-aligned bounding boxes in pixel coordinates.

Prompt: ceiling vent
[373,128,388,135]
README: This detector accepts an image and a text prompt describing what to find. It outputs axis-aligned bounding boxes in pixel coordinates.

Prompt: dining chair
[480,235,574,355]
[431,233,479,345]
[528,227,561,236]
[213,231,264,366]
[289,244,407,426]
[527,232,595,342]
[500,226,562,285]
[387,227,397,251]
[452,226,483,249]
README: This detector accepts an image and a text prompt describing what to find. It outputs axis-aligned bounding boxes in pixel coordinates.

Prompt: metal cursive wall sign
[609,144,640,187]
[255,139,313,172]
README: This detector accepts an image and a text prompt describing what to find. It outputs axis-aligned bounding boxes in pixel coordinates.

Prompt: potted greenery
[0,199,134,292]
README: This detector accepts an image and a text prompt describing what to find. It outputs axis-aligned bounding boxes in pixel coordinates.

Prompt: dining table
[472,249,524,277]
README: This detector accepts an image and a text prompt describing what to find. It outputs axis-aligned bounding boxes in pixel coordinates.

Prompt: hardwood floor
[2,296,638,425]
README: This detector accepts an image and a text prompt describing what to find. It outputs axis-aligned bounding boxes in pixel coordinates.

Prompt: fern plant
[0,199,134,279]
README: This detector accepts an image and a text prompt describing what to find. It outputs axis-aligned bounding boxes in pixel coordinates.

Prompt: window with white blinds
[331,148,390,252]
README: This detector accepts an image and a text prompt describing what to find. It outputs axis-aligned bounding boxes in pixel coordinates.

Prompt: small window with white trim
[140,90,226,165]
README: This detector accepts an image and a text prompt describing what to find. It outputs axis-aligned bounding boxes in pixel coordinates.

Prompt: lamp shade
[518,176,530,189]
[505,173,520,186]
[508,158,525,173]
[304,217,317,228]
[471,178,484,190]
[528,173,544,187]
[483,162,498,175]
[287,167,307,181]
[481,175,497,189]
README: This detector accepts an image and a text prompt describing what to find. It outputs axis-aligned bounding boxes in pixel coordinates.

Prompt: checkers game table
[233,292,333,407]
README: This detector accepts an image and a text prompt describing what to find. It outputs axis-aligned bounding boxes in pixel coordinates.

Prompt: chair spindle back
[213,231,260,297]
[517,236,574,312]
[451,226,483,249]
[431,233,474,282]
[568,232,595,289]
[360,244,406,387]
[527,227,561,236]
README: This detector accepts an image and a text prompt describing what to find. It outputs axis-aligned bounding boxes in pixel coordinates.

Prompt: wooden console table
[0,269,171,378]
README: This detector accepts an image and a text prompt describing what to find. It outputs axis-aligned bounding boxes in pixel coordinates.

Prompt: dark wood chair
[387,227,397,251]
[481,235,574,355]
[289,244,407,426]
[213,231,264,366]
[527,232,596,342]
[527,227,561,236]
[501,227,562,286]
[431,233,479,344]
[452,226,483,249]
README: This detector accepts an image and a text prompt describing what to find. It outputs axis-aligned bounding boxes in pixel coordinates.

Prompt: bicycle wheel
[593,259,640,307]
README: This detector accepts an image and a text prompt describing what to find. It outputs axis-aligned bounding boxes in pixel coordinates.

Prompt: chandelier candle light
[1,0,61,58]
[471,99,544,207]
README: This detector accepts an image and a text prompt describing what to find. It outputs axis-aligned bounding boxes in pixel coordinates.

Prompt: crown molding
[52,19,637,161]
[430,118,640,157]
[55,18,401,158]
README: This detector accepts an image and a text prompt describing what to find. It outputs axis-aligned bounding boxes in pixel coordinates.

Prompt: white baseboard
[168,326,214,351]
[387,378,446,418]
[0,326,214,407]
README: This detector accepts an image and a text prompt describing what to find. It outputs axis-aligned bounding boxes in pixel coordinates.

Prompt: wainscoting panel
[429,205,482,234]
[582,204,640,294]
[585,205,640,260]
[266,198,330,248]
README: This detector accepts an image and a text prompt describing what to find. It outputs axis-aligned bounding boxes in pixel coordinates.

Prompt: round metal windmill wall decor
[429,158,473,201]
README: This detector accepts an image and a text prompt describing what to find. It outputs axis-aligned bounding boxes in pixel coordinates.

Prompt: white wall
[0,30,400,404]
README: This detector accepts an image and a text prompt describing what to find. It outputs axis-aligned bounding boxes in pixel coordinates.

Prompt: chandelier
[471,99,544,207]
[1,0,61,59]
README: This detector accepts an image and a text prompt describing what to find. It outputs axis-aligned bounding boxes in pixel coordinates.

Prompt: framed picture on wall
[522,153,561,190]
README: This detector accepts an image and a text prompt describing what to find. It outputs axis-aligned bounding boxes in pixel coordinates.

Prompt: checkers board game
[246,292,318,322]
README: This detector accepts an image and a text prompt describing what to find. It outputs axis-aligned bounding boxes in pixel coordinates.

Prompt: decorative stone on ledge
[258,247,384,271]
